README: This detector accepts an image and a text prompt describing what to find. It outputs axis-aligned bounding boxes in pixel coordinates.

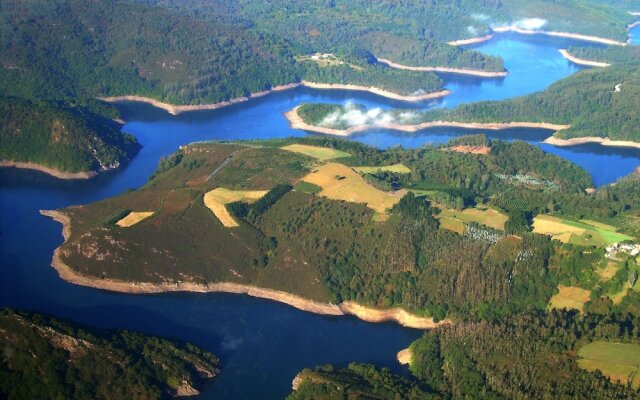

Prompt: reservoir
[1,33,639,399]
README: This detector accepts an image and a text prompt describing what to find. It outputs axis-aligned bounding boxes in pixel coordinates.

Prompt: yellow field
[437,207,508,231]
[116,211,154,227]
[548,285,591,312]
[353,163,411,174]
[597,261,622,281]
[300,163,401,214]
[203,188,267,227]
[577,342,640,388]
[533,215,586,241]
[439,217,465,234]
[533,215,633,246]
[280,144,350,161]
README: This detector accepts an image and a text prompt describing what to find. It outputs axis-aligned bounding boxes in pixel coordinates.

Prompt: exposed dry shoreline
[375,57,508,78]
[397,348,412,365]
[41,209,450,330]
[448,34,495,46]
[0,161,97,180]
[450,27,628,47]
[543,136,640,150]
[285,106,570,137]
[558,49,611,68]
[101,83,301,115]
[102,82,449,115]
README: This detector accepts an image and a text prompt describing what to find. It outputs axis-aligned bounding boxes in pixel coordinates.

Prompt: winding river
[2,33,640,399]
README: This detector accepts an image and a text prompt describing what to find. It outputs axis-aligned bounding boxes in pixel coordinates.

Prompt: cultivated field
[437,207,509,231]
[548,285,591,312]
[577,342,640,388]
[300,163,401,215]
[353,163,411,174]
[280,144,351,161]
[203,188,267,227]
[533,215,633,247]
[116,211,155,227]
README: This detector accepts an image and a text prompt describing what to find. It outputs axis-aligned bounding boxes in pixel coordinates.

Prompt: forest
[0,308,219,400]
[290,310,640,399]
[0,97,140,173]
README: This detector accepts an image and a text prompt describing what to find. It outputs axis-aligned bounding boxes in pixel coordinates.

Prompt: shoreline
[285,106,570,137]
[450,28,627,47]
[41,209,450,330]
[0,161,97,180]
[448,34,495,46]
[299,81,450,102]
[397,348,412,365]
[543,136,640,150]
[102,82,449,116]
[375,57,508,78]
[558,49,611,68]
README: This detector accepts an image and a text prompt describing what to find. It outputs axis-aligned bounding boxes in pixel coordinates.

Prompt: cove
[1,34,640,399]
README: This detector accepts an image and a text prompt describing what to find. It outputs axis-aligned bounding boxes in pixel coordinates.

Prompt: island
[0,97,140,179]
[288,311,640,398]
[0,308,219,399]
[41,137,640,327]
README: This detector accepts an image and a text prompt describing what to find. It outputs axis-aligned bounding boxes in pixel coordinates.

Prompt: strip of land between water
[102,82,450,116]
[543,136,640,150]
[558,49,611,68]
[375,57,508,78]
[449,28,628,47]
[41,209,451,330]
[0,161,98,179]
[285,105,570,137]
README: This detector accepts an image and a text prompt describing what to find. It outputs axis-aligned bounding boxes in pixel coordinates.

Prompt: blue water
[1,34,640,399]
[630,21,640,45]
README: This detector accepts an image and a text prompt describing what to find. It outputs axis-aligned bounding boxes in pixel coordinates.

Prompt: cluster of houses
[605,242,640,259]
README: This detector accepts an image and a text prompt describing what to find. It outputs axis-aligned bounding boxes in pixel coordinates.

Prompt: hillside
[289,311,640,399]
[43,137,639,322]
[0,308,219,399]
[0,97,140,177]
[0,0,508,106]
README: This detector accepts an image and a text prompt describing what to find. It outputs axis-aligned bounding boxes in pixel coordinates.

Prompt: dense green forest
[297,59,640,141]
[0,97,140,174]
[290,311,640,399]
[0,0,508,105]
[568,45,640,65]
[3,0,638,105]
[0,309,219,400]
[54,137,639,322]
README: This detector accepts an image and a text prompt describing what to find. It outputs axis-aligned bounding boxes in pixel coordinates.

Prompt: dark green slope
[0,97,140,175]
[0,308,219,400]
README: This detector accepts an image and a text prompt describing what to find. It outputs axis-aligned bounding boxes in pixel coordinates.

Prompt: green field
[577,342,640,388]
[281,144,351,161]
[533,215,633,247]
[353,164,411,174]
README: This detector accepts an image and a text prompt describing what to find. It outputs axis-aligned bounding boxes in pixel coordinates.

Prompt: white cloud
[320,101,418,128]
[513,18,547,30]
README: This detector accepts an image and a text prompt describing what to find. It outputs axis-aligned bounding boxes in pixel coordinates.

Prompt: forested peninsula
[0,308,219,399]
[42,137,640,327]
[0,97,140,178]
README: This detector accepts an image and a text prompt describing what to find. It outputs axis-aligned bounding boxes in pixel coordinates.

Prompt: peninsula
[41,137,640,330]
[0,308,220,399]
[375,57,509,78]
[0,97,140,179]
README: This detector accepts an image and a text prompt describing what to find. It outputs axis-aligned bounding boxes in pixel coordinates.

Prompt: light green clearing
[353,163,411,174]
[280,144,351,161]
[577,342,640,388]
[534,215,633,247]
